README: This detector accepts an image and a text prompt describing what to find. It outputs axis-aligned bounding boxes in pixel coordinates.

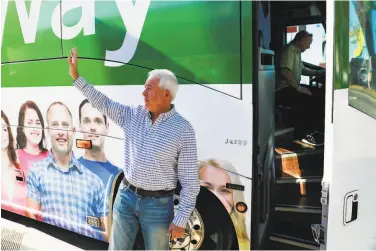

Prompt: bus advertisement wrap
[1,0,253,249]
[1,84,252,249]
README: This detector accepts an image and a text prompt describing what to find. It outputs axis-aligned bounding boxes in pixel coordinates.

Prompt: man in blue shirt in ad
[78,99,121,204]
[26,101,109,241]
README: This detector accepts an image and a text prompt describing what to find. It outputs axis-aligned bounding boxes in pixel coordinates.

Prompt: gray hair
[147,69,179,101]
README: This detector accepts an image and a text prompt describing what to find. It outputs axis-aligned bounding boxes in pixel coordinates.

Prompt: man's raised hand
[67,48,79,80]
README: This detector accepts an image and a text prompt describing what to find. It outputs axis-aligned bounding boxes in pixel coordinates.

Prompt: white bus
[1,0,375,250]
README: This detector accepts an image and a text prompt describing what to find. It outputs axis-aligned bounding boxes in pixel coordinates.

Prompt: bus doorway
[267,1,327,249]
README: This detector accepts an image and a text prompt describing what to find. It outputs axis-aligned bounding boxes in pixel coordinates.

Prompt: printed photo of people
[16,101,49,178]
[77,99,122,231]
[199,159,250,250]
[1,110,27,216]
[25,101,110,241]
[78,99,121,197]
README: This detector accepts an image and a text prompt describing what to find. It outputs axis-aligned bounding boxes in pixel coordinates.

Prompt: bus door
[313,1,376,249]
[251,1,275,249]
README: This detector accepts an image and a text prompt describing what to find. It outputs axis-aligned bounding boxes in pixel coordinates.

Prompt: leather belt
[122,178,174,198]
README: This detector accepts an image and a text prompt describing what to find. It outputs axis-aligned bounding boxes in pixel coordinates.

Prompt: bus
[1,1,375,250]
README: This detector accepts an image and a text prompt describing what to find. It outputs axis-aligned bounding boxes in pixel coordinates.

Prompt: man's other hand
[168,223,185,240]
[68,48,79,80]
[298,86,312,96]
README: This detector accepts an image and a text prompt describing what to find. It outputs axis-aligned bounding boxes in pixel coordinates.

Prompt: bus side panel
[328,90,376,249]
[325,1,376,249]
[1,0,254,248]
[1,60,253,248]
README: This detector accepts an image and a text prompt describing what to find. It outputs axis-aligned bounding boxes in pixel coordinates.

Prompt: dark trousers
[276,85,325,139]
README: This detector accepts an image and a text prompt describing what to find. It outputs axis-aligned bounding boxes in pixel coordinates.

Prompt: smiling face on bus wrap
[23,108,43,146]
[80,102,108,151]
[47,104,74,155]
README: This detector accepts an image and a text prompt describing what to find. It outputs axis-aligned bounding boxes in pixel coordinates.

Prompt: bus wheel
[170,187,239,250]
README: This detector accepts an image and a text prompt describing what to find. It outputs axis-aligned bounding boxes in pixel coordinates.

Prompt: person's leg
[138,195,175,250]
[277,86,310,139]
[306,86,326,132]
[108,186,140,251]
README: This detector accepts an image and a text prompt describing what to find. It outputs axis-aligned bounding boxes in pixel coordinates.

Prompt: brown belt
[122,178,174,198]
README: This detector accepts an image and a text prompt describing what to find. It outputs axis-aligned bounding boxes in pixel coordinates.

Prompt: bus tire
[169,187,239,250]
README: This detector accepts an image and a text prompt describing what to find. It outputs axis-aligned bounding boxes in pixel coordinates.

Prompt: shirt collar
[290,42,302,53]
[47,150,83,174]
[147,104,176,122]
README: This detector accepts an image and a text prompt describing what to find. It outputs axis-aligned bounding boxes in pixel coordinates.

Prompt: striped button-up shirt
[74,76,200,227]
[27,151,107,240]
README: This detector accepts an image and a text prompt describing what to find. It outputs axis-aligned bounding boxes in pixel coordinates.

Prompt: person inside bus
[16,101,49,177]
[1,110,27,216]
[26,102,110,241]
[277,30,326,146]
[199,159,250,251]
[78,99,121,199]
[68,48,200,251]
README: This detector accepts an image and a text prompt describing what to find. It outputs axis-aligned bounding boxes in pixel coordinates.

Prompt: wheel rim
[170,197,205,250]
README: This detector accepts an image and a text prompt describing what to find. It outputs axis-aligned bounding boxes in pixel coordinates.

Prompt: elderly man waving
[67,48,200,250]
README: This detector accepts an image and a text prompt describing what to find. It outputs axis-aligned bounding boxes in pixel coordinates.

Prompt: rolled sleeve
[73,76,135,129]
[173,125,200,228]
[27,165,41,203]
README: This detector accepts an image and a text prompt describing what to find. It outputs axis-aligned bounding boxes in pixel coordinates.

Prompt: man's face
[300,36,313,52]
[80,103,108,150]
[142,77,168,112]
[47,104,74,156]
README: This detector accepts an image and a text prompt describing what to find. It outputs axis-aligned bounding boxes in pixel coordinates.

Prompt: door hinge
[311,224,326,245]
[321,181,329,205]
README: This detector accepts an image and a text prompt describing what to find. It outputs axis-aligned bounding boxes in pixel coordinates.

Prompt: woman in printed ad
[1,110,27,216]
[16,101,49,176]
[199,159,250,250]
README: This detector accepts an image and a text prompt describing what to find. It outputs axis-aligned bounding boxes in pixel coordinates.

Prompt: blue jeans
[108,182,174,250]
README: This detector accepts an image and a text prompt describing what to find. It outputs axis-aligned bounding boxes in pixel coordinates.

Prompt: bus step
[275,147,324,179]
[268,233,319,250]
[275,178,322,203]
[269,210,321,248]
[275,196,322,213]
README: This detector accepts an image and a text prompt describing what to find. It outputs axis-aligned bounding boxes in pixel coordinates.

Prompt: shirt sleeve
[73,76,135,129]
[27,165,41,203]
[172,125,200,228]
[94,177,109,218]
[280,45,295,72]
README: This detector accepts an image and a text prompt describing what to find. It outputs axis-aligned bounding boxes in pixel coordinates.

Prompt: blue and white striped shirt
[27,151,107,240]
[74,76,200,228]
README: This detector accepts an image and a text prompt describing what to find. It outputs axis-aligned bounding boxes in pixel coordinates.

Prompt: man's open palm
[68,48,79,80]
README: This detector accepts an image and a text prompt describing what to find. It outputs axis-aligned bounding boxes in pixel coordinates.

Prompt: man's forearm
[74,77,113,115]
[281,69,300,89]
[26,198,41,220]
[172,183,199,228]
[73,76,130,128]
[173,128,200,228]
[302,67,318,76]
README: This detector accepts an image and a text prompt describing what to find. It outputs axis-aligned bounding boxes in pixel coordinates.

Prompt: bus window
[348,0,376,119]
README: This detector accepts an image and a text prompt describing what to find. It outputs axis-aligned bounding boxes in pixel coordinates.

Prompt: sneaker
[302,131,324,146]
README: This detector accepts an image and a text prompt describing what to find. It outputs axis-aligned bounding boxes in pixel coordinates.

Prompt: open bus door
[312,1,376,249]
[251,1,276,249]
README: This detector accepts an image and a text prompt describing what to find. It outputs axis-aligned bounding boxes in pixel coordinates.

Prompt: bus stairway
[267,138,324,250]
